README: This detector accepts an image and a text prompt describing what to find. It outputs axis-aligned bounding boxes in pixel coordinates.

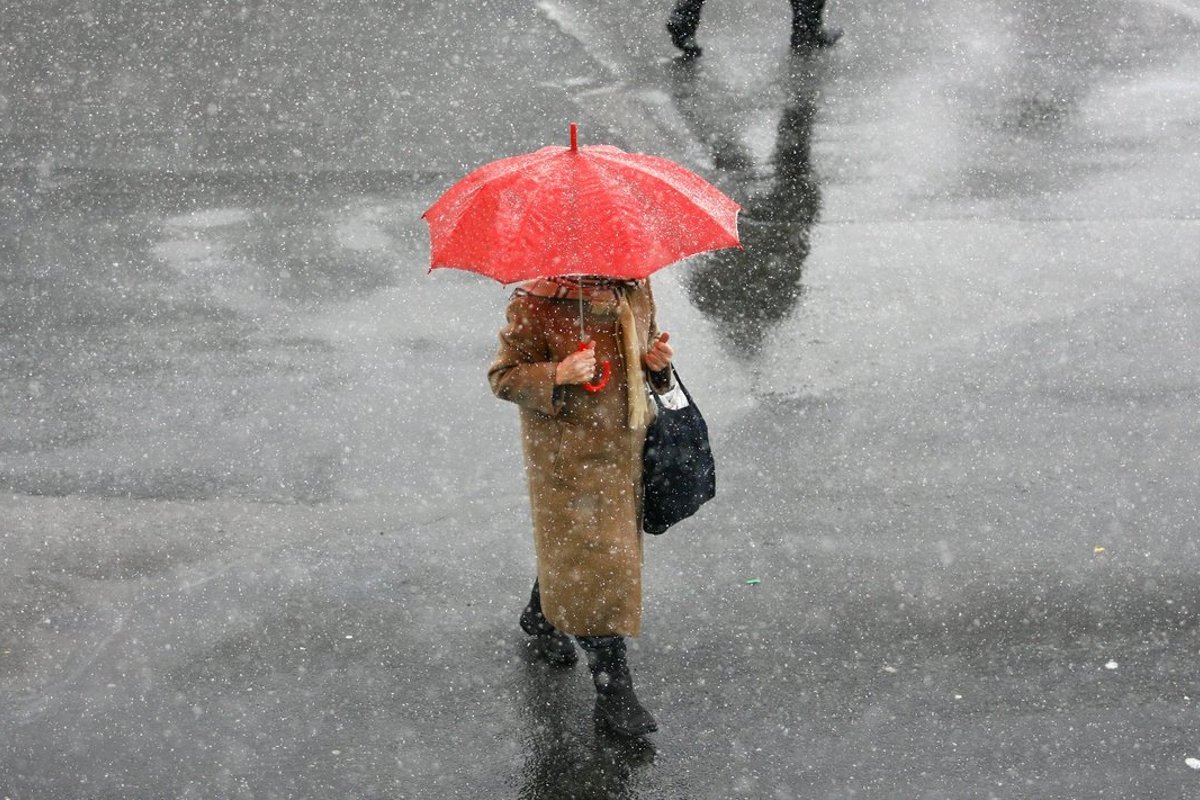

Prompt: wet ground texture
[3,0,1200,797]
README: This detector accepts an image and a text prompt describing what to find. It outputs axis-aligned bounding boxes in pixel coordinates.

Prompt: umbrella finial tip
[570,122,578,152]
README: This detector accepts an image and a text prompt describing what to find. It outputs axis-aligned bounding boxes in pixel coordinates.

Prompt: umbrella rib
[585,153,739,272]
[588,148,739,223]
[431,153,568,280]
[424,141,740,283]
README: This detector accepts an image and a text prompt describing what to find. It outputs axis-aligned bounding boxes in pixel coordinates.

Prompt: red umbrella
[422,123,740,284]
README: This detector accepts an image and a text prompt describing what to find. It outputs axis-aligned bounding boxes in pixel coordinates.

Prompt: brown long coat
[488,281,665,637]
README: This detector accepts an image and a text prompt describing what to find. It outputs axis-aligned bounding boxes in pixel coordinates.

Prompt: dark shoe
[584,638,658,736]
[666,18,703,58]
[527,630,578,666]
[791,24,842,49]
[520,589,578,667]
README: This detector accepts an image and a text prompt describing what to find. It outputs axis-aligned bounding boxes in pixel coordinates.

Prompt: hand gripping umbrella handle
[579,341,611,392]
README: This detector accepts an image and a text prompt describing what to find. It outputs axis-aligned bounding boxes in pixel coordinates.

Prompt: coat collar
[517,276,644,304]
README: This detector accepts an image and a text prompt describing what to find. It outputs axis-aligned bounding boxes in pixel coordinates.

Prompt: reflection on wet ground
[668,54,825,356]
[0,170,431,503]
[514,649,655,799]
[4,0,1200,795]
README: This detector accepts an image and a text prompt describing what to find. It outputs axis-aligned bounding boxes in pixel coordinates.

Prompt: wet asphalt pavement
[4,0,1200,797]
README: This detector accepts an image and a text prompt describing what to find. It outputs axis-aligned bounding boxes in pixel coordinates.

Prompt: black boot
[519,579,578,667]
[580,636,658,736]
[666,0,705,57]
[790,0,842,48]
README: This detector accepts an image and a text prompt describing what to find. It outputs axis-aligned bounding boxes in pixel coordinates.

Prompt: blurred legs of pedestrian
[666,0,705,57]
[790,0,842,47]
[667,0,841,55]
[520,580,658,737]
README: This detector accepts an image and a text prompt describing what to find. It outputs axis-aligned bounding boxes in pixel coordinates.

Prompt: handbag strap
[648,364,696,410]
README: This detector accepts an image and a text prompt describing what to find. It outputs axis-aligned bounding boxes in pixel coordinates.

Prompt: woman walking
[489,275,674,737]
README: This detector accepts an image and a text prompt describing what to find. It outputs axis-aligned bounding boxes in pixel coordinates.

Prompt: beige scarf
[517,277,650,430]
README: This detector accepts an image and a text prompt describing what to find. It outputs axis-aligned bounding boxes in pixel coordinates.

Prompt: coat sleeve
[642,280,675,393]
[488,295,565,417]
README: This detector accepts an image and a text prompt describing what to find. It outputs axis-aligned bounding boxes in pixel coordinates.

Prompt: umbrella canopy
[422,124,740,283]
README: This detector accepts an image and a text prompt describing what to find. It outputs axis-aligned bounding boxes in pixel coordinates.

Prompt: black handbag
[642,366,716,535]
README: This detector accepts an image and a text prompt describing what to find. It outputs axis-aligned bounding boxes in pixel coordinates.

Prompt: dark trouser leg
[667,0,705,56]
[791,0,824,34]
[790,0,841,47]
[578,636,658,736]
[520,579,578,666]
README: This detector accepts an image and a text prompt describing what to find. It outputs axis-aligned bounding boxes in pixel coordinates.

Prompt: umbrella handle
[578,341,611,392]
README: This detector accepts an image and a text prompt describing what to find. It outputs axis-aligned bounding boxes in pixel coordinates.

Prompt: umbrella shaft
[579,290,585,340]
